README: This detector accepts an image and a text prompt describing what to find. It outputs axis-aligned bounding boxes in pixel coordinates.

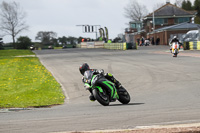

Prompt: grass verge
[0,50,65,108]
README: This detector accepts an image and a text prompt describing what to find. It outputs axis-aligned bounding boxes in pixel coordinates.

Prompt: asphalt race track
[1,46,200,133]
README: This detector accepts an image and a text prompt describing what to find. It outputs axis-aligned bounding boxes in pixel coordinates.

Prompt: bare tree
[124,0,148,21]
[0,1,28,45]
[175,0,184,7]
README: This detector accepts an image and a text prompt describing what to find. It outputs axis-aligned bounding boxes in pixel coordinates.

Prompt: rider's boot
[89,89,96,101]
[105,73,122,90]
[114,80,122,90]
[89,94,96,101]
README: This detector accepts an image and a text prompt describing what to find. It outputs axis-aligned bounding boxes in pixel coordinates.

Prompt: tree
[67,36,77,45]
[0,37,3,50]
[16,36,32,49]
[194,0,200,11]
[182,0,187,9]
[124,0,148,21]
[186,0,193,10]
[182,0,200,24]
[51,38,59,46]
[193,0,200,24]
[35,31,57,45]
[0,1,28,47]
[182,0,193,10]
[58,36,67,45]
[77,36,83,43]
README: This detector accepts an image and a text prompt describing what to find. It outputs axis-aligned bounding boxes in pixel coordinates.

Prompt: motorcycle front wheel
[117,87,131,104]
[93,88,109,106]
[173,49,178,57]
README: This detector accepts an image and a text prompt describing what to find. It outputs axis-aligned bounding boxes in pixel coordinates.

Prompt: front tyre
[93,88,109,106]
[173,53,177,57]
[117,87,130,104]
[173,49,178,57]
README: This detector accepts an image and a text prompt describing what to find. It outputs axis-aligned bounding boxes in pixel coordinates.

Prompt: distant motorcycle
[83,70,130,106]
[171,42,179,57]
[145,39,150,46]
[30,45,35,50]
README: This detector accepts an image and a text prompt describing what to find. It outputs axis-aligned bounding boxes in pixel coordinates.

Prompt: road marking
[53,121,200,133]
[147,119,200,126]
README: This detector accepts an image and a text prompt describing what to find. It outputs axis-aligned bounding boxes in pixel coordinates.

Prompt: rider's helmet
[79,63,90,75]
[173,36,177,39]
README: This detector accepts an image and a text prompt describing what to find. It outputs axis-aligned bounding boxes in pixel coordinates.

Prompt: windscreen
[84,70,93,81]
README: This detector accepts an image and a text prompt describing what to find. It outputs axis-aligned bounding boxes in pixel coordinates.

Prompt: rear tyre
[117,87,130,104]
[93,88,109,106]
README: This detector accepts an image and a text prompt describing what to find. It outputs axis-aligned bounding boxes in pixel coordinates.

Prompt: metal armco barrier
[184,41,200,50]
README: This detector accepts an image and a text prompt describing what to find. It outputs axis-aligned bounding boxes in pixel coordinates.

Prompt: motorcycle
[171,42,179,57]
[83,70,130,106]
[30,45,35,50]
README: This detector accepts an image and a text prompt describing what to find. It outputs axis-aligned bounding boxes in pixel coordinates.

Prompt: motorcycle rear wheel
[93,88,109,106]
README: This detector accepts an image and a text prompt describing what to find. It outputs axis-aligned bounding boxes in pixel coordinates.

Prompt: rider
[169,36,182,52]
[79,63,122,101]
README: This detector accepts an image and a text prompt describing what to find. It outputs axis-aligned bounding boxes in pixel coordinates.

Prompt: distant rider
[79,63,122,101]
[169,36,182,52]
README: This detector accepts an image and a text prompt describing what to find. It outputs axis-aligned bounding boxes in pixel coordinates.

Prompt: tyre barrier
[79,41,104,48]
[104,43,137,50]
[183,41,200,50]
[78,42,138,50]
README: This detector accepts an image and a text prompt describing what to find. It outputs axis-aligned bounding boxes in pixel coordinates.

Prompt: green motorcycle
[83,71,130,106]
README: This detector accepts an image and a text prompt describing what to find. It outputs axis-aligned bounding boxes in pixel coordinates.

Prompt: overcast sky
[0,0,195,43]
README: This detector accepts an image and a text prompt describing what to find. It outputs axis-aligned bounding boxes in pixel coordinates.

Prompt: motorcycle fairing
[95,78,119,100]
[172,42,179,53]
[86,73,119,100]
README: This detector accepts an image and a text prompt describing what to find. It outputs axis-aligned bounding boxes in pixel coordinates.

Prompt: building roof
[145,3,196,19]
[149,22,200,34]
[129,21,142,24]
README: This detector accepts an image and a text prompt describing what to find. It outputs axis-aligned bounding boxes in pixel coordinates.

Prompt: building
[148,22,200,45]
[129,1,198,45]
[143,2,196,33]
[125,21,142,34]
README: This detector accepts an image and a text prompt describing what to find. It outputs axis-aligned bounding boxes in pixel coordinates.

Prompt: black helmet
[79,63,90,75]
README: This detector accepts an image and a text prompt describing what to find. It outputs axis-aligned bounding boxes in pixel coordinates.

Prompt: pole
[199,28,200,41]
[96,26,98,39]
[153,11,155,31]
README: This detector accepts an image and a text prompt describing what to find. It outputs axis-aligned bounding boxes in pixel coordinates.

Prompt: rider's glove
[98,69,104,74]
[82,77,86,83]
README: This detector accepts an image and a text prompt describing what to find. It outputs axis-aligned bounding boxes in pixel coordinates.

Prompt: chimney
[166,0,170,4]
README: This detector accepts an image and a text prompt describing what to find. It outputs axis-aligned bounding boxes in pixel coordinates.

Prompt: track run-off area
[1,45,200,133]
